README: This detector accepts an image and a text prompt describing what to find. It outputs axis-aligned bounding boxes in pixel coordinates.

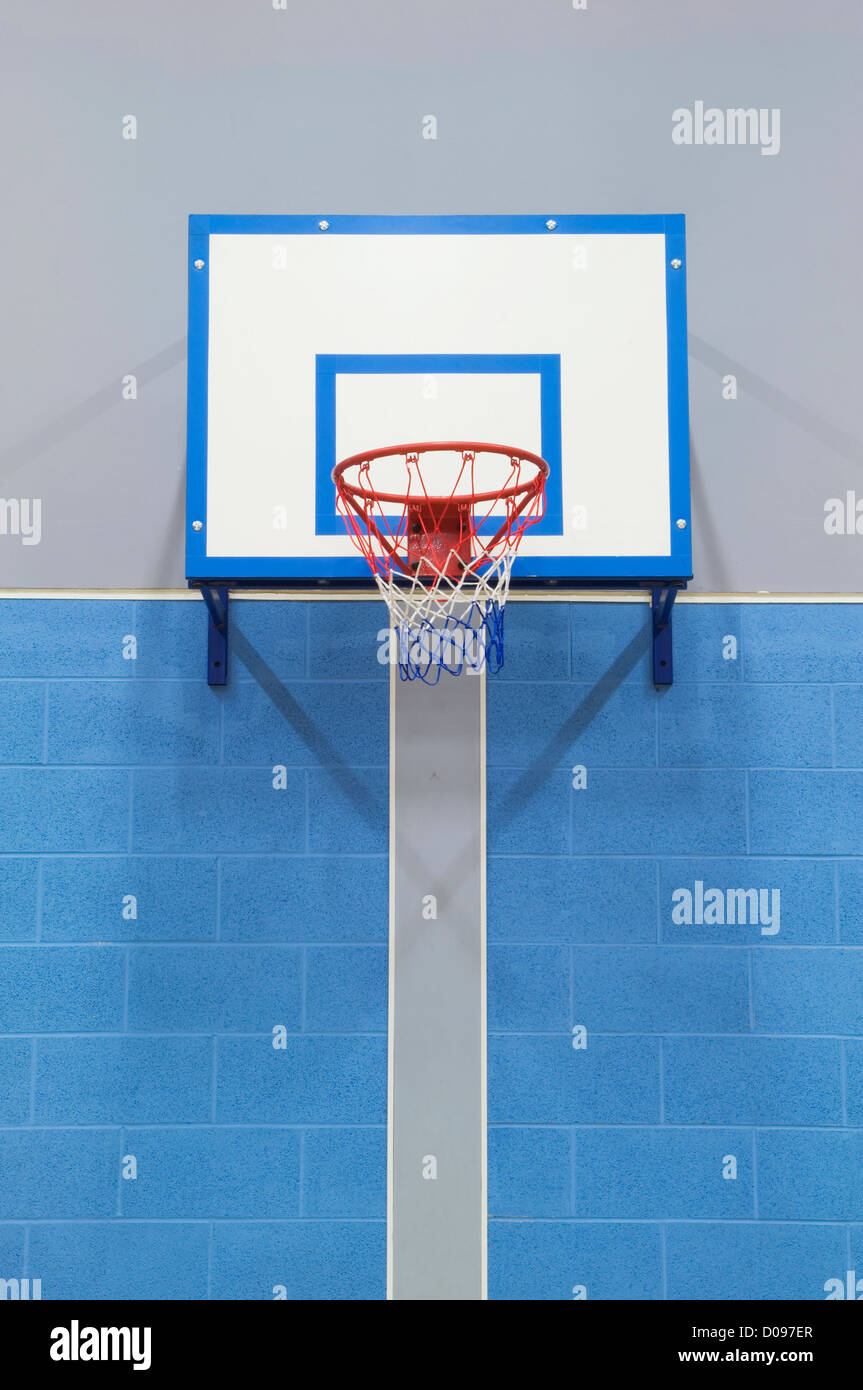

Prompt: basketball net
[333,443,548,683]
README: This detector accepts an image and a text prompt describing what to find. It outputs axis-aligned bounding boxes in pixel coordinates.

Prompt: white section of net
[378,548,512,631]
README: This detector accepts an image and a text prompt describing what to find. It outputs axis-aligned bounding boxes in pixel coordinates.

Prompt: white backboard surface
[186,215,691,583]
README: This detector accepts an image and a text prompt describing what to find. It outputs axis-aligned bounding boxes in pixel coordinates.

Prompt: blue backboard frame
[186,213,691,587]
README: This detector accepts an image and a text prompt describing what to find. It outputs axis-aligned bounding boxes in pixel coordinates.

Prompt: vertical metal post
[388,665,487,1299]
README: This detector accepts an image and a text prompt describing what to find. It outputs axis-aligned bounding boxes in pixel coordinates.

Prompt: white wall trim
[1,589,863,604]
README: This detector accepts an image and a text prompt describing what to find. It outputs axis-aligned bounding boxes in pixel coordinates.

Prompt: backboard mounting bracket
[201,584,229,686]
[651,584,679,686]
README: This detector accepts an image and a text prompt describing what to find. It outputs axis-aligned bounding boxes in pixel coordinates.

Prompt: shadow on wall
[230,621,383,826]
[496,621,652,829]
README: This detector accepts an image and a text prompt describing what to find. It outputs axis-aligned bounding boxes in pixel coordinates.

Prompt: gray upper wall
[1,0,860,592]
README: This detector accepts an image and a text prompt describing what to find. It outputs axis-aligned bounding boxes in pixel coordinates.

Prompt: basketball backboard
[185,214,691,588]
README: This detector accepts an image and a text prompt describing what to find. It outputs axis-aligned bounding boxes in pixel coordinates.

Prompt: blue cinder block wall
[0,597,860,1300]
[487,601,863,1302]
[0,599,389,1301]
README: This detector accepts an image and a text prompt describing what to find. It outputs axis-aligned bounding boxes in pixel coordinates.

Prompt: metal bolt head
[193,259,205,270]
[676,518,687,530]
[318,220,330,231]
[192,520,203,532]
[545,219,557,231]
[670,258,682,270]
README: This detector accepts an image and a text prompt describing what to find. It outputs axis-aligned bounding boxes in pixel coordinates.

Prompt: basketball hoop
[333,442,549,682]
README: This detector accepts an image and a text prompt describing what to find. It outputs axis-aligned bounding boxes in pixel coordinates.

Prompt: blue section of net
[394,600,505,683]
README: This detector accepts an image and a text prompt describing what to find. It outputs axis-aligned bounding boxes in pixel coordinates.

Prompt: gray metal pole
[388,663,487,1300]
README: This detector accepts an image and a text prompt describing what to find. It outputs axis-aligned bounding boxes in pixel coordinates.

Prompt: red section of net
[333,443,548,585]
